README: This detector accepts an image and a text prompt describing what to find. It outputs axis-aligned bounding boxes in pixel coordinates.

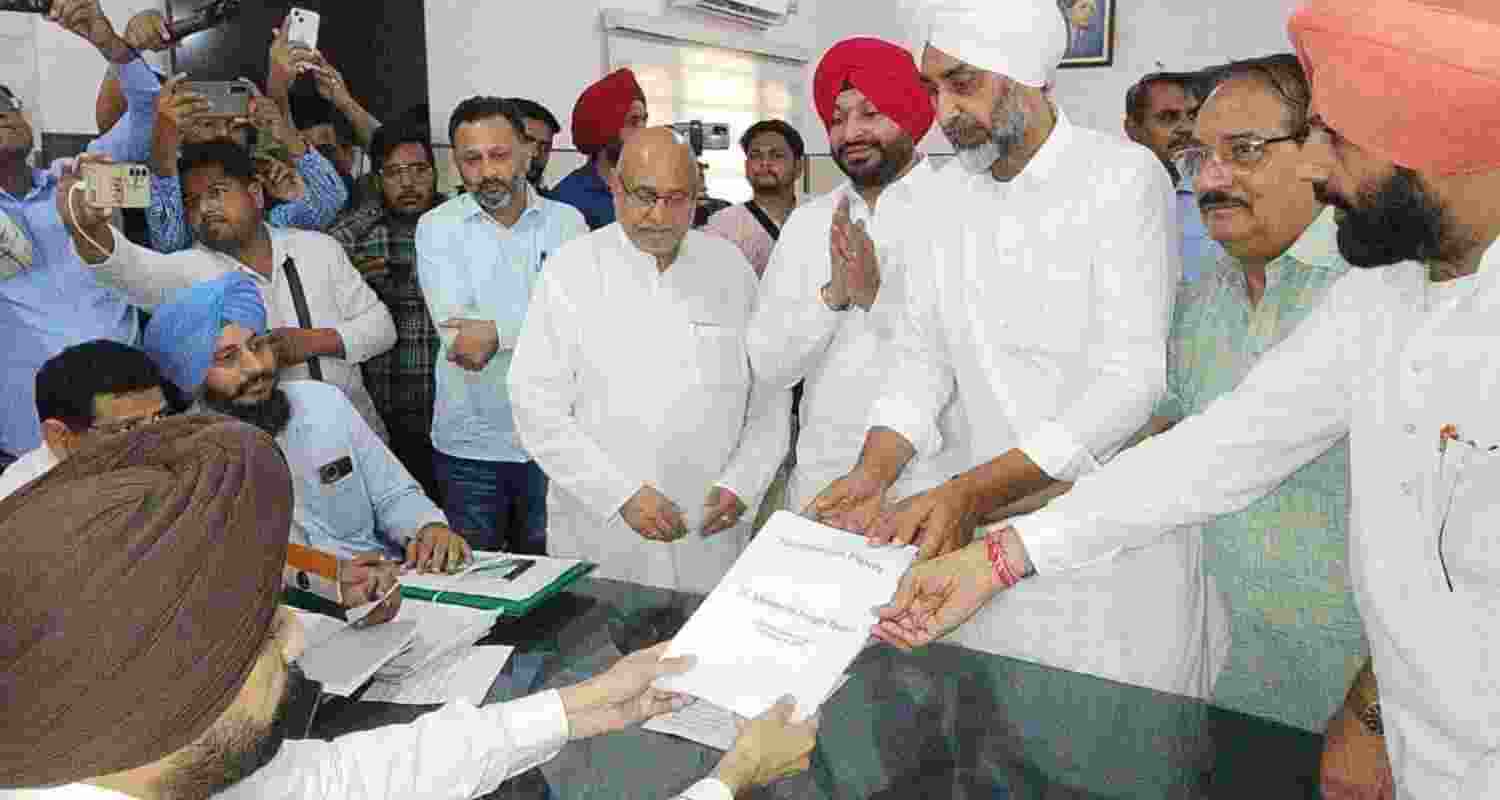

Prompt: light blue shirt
[1177,173,1221,283]
[277,380,447,559]
[416,187,588,463]
[0,58,159,456]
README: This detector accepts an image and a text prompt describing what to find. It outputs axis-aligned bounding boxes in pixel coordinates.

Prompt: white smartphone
[285,7,320,49]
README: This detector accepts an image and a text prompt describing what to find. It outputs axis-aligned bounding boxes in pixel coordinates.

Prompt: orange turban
[814,37,935,142]
[1289,0,1500,176]
[571,67,646,156]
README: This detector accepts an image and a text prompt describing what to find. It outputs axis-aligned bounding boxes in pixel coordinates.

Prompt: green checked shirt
[329,199,445,437]
[1158,207,1367,731]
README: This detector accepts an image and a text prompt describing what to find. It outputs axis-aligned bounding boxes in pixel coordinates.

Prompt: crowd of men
[1,0,1496,797]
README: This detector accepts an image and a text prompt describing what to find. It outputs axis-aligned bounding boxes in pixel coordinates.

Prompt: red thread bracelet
[985,527,1025,589]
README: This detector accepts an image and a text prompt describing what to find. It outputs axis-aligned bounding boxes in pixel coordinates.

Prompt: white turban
[908,0,1068,88]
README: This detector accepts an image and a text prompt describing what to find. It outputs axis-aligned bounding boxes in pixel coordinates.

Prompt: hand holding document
[655,511,915,720]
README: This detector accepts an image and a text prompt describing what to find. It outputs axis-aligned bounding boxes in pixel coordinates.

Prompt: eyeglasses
[381,162,433,182]
[1178,133,1302,176]
[0,91,21,114]
[90,410,171,437]
[619,180,693,211]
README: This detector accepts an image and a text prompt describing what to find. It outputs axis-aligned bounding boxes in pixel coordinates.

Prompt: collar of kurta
[1279,206,1347,272]
[837,154,935,221]
[1377,232,1500,309]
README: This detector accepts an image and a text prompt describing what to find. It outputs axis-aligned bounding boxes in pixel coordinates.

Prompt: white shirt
[1014,242,1500,798]
[748,157,962,510]
[0,445,58,500]
[87,224,396,439]
[509,225,791,593]
[0,692,732,799]
[873,111,1224,698]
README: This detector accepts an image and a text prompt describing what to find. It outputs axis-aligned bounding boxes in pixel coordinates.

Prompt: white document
[376,599,501,679]
[645,674,852,751]
[363,645,515,706]
[400,552,584,602]
[656,512,914,720]
[291,610,419,697]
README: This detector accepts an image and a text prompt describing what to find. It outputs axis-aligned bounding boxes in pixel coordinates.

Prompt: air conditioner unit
[670,0,794,29]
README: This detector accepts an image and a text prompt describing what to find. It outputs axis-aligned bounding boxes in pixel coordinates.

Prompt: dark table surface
[310,577,1324,799]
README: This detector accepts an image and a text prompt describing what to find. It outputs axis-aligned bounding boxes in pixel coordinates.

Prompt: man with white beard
[809,0,1227,700]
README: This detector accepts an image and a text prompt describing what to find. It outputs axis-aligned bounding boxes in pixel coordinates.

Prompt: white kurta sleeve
[85,225,223,308]
[1018,157,1177,482]
[1014,269,1363,574]
[324,236,396,364]
[867,230,955,460]
[746,205,844,390]
[229,692,569,800]
[508,268,641,521]
[716,372,793,509]
[671,777,735,800]
[1461,751,1500,798]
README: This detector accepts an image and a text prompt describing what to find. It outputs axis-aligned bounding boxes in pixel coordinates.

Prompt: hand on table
[404,523,473,574]
[1320,701,1394,799]
[622,484,689,543]
[337,552,402,626]
[868,477,983,561]
[701,486,746,536]
[560,641,696,740]
[804,468,889,534]
[713,696,821,795]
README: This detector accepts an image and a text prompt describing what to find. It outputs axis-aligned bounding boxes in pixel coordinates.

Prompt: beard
[201,378,293,437]
[944,90,1029,175]
[474,171,526,213]
[1315,167,1450,269]
[195,217,253,257]
[155,663,322,800]
[834,135,916,189]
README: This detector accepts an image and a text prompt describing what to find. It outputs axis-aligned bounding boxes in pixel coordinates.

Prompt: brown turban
[0,415,293,789]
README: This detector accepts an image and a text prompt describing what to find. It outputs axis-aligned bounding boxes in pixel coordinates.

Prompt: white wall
[2,3,165,139]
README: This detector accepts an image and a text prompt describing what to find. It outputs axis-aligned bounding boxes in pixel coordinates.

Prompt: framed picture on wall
[1057,0,1116,67]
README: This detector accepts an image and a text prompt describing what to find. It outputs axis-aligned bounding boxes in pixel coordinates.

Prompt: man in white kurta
[875,2,1500,795]
[809,1,1225,699]
[750,36,961,514]
[510,127,790,593]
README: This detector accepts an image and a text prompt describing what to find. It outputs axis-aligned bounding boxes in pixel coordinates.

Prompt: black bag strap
[279,256,323,381]
[743,201,782,242]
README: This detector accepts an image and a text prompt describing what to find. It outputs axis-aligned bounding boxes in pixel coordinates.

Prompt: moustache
[1311,181,1350,210]
[1198,191,1248,212]
[395,192,423,203]
[237,371,275,397]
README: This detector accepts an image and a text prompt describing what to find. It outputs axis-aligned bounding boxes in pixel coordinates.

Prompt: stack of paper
[363,644,514,706]
[374,599,501,680]
[656,511,916,721]
[291,610,418,697]
[645,675,852,750]
[399,552,594,615]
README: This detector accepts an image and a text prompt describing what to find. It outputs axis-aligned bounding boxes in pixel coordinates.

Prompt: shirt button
[1401,481,1415,496]
[1405,424,1417,434]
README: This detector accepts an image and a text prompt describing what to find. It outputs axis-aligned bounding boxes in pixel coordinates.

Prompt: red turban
[1290,0,1500,176]
[814,37,935,142]
[0,415,293,788]
[571,67,646,156]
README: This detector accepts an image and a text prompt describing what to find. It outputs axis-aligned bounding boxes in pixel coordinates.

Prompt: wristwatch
[1358,701,1384,736]
[820,282,851,312]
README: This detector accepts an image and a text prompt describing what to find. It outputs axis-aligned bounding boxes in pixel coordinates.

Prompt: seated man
[510,127,791,593]
[142,271,465,570]
[0,337,401,625]
[62,139,395,440]
[144,23,348,253]
[0,415,817,799]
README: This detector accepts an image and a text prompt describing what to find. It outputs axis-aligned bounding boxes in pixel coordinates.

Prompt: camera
[670,121,731,157]
[0,0,52,13]
[166,0,243,41]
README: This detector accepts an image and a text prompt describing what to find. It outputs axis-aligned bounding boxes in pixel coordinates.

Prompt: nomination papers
[656,511,915,720]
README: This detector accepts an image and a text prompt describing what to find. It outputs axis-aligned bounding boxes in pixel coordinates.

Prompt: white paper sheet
[291,610,419,697]
[644,674,853,751]
[363,645,515,705]
[375,599,501,679]
[656,512,914,720]
[400,552,584,602]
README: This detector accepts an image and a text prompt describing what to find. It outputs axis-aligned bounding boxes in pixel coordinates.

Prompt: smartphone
[285,7,320,49]
[0,0,51,13]
[82,162,152,209]
[183,80,252,117]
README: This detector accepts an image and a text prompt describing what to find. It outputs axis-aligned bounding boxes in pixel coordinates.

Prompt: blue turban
[144,272,267,396]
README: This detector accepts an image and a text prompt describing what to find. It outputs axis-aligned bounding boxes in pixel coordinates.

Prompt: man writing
[61,140,396,440]
[0,416,817,799]
[876,1,1500,796]
[509,127,790,592]
[749,36,960,515]
[703,119,804,277]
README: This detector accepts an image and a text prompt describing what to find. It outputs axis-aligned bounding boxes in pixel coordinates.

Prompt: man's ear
[40,418,78,459]
[1123,115,1143,143]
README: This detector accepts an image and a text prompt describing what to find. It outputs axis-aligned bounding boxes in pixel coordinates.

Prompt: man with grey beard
[416,98,588,555]
[809,0,1223,704]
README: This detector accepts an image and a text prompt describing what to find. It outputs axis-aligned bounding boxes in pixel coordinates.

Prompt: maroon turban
[814,37,935,142]
[0,415,293,788]
[572,67,646,156]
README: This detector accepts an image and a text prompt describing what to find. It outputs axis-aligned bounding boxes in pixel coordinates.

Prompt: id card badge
[318,456,354,493]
